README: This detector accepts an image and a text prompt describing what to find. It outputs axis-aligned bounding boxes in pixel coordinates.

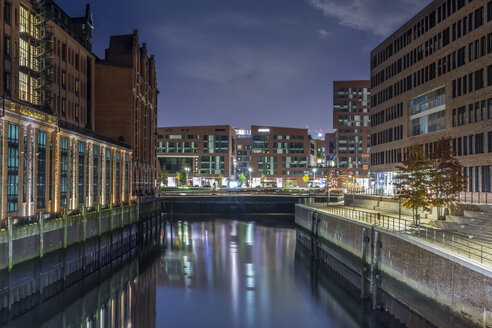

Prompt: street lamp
[185,167,190,186]
[312,168,317,187]
[248,168,252,187]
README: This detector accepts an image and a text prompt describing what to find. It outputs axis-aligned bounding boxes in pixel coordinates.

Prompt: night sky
[56,0,431,133]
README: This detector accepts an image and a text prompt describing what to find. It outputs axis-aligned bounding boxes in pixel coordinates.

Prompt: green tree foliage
[238,173,247,185]
[428,138,465,219]
[395,145,432,222]
[177,160,188,187]
[161,165,168,186]
[282,179,290,189]
[261,174,266,187]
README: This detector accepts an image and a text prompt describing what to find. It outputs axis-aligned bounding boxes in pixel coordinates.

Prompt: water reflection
[8,219,415,327]
[158,219,346,328]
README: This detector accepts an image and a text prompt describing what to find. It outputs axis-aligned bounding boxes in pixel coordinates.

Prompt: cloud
[151,19,308,97]
[318,29,332,38]
[307,0,431,36]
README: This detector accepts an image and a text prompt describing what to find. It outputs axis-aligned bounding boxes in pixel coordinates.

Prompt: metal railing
[311,204,492,268]
[346,189,492,205]
[457,192,492,205]
[346,188,397,197]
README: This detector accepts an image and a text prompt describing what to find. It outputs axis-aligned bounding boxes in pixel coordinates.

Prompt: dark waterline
[6,218,412,327]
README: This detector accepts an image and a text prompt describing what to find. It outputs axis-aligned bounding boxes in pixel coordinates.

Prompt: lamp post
[248,168,252,188]
[185,167,190,186]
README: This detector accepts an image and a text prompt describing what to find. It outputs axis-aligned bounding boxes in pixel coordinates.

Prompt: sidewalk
[305,202,492,268]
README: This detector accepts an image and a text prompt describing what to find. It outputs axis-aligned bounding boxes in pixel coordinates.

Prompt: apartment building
[370,0,492,193]
[333,80,371,177]
[156,125,236,186]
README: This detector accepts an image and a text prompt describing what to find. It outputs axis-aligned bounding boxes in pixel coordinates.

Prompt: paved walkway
[305,202,492,269]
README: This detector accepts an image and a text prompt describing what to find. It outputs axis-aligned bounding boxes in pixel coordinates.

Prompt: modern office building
[370,0,492,193]
[333,81,371,177]
[95,30,160,196]
[0,1,133,221]
[250,125,312,186]
[156,125,237,187]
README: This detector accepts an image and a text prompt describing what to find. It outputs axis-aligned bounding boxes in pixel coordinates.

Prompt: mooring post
[110,203,114,232]
[371,230,381,310]
[63,209,68,249]
[39,212,44,258]
[361,227,369,299]
[8,217,13,271]
[82,206,87,242]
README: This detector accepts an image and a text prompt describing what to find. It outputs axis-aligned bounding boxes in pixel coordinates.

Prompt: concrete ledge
[296,203,492,327]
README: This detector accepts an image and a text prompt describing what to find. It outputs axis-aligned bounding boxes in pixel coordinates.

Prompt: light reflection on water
[157,219,355,328]
[6,219,409,328]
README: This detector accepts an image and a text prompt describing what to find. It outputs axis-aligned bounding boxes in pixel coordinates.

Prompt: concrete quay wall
[0,200,162,271]
[295,204,492,328]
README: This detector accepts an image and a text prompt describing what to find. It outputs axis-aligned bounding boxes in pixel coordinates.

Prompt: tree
[303,174,310,185]
[282,179,290,189]
[161,165,168,186]
[218,174,224,187]
[394,145,432,223]
[428,138,465,219]
[177,160,188,187]
[261,174,266,187]
[238,173,247,186]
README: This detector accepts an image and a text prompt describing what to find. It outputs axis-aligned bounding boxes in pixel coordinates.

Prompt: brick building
[333,80,371,177]
[250,125,312,186]
[0,1,132,221]
[156,125,236,187]
[235,128,252,177]
[95,30,159,196]
[370,0,492,193]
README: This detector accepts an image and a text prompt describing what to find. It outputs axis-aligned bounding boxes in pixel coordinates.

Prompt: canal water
[5,218,417,328]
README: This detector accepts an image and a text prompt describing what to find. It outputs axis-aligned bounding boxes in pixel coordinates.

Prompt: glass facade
[204,135,228,153]
[60,138,68,206]
[116,152,121,201]
[105,149,111,203]
[252,135,269,154]
[199,156,225,175]
[93,146,99,204]
[257,156,277,175]
[410,87,446,136]
[78,142,85,204]
[410,87,446,115]
[411,110,446,136]
[7,124,19,212]
[37,131,46,209]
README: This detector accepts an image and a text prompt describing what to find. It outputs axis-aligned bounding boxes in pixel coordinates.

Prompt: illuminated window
[37,132,46,209]
[78,142,85,204]
[19,6,29,34]
[19,39,28,67]
[19,72,28,101]
[60,138,68,206]
[93,146,99,203]
[30,76,39,104]
[7,124,19,212]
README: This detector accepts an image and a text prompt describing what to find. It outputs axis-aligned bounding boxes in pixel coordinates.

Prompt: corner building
[156,125,237,186]
[95,30,159,196]
[0,1,132,221]
[370,0,492,193]
[250,125,312,186]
